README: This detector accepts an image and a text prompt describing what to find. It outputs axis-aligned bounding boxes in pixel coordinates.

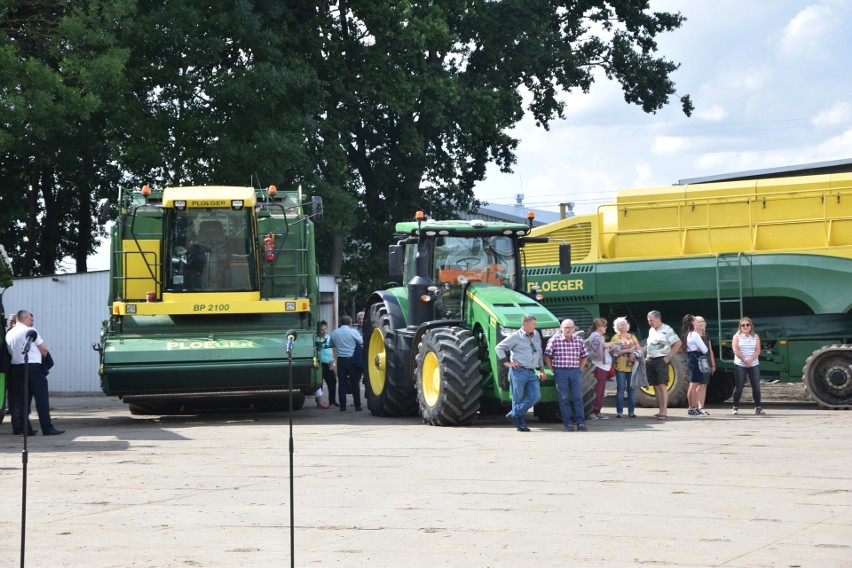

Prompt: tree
[0,0,132,275]
[309,0,692,300]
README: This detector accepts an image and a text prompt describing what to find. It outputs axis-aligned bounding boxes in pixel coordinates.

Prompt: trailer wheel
[634,352,689,408]
[415,327,481,426]
[803,344,852,410]
[364,303,417,417]
[706,372,735,404]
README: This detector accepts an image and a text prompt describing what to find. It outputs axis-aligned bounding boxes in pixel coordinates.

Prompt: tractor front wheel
[415,327,481,426]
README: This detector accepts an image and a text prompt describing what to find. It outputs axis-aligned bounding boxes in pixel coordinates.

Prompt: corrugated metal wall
[2,271,339,393]
[3,271,109,392]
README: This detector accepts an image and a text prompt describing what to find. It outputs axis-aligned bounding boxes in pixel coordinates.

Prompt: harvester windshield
[164,208,258,293]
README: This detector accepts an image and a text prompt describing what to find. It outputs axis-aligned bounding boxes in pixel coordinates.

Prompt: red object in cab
[264,234,275,262]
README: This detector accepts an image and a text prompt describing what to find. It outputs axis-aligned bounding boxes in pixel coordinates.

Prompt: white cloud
[694,104,726,121]
[815,127,852,156]
[779,3,838,57]
[652,136,690,155]
[812,101,852,127]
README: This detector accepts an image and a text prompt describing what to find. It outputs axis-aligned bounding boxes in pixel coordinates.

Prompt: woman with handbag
[681,314,710,417]
[693,316,716,413]
[610,316,639,418]
[587,318,615,420]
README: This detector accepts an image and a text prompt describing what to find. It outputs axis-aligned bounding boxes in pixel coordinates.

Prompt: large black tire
[634,352,689,408]
[706,371,735,404]
[364,303,418,417]
[414,326,481,426]
[803,344,852,410]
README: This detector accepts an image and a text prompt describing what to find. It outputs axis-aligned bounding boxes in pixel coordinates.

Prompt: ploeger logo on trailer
[166,340,257,350]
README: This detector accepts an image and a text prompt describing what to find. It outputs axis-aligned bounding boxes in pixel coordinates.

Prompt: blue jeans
[554,367,585,427]
[506,367,541,426]
[615,370,635,414]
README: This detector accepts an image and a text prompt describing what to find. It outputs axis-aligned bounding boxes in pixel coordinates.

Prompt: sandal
[654,415,669,420]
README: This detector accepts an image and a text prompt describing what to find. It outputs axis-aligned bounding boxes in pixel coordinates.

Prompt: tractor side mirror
[388,245,403,276]
[97,198,111,225]
[311,196,324,223]
[559,243,572,275]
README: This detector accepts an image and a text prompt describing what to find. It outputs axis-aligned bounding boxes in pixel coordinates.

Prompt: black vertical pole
[287,338,295,568]
[20,354,29,568]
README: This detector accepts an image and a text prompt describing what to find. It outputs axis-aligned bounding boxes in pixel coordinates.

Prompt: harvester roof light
[527,211,535,219]
[268,185,277,197]
[420,294,432,303]
[469,219,486,228]
[425,230,437,236]
[174,200,187,211]
[502,230,513,235]
[141,184,151,196]
[415,211,425,220]
[438,230,449,236]
[515,230,525,235]
[231,199,244,210]
[534,293,544,301]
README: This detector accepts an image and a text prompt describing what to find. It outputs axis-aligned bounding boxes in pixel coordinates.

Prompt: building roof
[678,158,852,185]
[460,203,565,227]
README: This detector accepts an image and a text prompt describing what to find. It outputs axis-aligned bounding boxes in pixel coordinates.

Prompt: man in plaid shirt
[544,319,589,431]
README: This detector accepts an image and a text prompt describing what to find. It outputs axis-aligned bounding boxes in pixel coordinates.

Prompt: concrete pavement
[1,392,849,567]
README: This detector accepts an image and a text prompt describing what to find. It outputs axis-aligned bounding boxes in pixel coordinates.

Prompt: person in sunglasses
[732,317,765,416]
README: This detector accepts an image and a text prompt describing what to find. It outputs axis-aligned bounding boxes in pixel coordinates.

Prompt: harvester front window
[164,208,258,292]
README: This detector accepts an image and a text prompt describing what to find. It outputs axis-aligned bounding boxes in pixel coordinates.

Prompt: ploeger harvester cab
[363,212,585,426]
[95,184,324,414]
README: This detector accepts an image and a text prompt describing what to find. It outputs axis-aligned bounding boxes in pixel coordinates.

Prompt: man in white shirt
[5,310,64,435]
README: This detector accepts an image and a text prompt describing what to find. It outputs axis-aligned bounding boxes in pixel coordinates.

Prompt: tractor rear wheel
[364,303,417,417]
[634,352,689,408]
[415,327,481,426]
[803,344,852,409]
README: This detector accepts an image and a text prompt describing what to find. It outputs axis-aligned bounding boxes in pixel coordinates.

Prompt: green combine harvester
[363,212,585,426]
[95,184,324,414]
[525,172,852,410]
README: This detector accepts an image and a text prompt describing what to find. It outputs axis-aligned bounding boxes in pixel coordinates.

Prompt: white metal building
[3,271,339,393]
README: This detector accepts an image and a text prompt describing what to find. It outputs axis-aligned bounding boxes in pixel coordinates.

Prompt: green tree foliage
[0,0,133,275]
[0,0,690,301]
[310,0,691,301]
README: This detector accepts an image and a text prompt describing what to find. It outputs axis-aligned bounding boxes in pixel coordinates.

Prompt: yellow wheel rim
[641,362,676,396]
[422,351,441,407]
[368,327,386,396]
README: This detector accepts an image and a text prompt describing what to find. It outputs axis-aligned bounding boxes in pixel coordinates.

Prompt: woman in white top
[732,316,765,415]
[681,314,709,417]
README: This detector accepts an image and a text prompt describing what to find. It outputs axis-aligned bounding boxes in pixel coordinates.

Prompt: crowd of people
[495,309,767,431]
[4,303,766,434]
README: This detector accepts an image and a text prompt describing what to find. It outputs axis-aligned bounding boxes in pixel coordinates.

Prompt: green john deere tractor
[363,213,592,426]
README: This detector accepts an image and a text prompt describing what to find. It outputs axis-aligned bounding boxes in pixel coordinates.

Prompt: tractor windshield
[164,208,258,292]
[432,235,517,289]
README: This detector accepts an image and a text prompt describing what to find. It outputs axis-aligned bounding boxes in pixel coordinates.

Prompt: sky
[79,0,852,271]
[474,0,852,215]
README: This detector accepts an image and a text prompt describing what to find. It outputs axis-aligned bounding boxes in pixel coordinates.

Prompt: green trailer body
[96,185,323,414]
[525,173,852,409]
[363,216,587,426]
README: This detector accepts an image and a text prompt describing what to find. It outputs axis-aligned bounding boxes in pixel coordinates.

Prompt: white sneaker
[732,407,739,415]
[755,407,766,415]
[595,413,609,420]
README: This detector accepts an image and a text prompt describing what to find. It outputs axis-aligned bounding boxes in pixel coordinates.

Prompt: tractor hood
[464,284,560,329]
